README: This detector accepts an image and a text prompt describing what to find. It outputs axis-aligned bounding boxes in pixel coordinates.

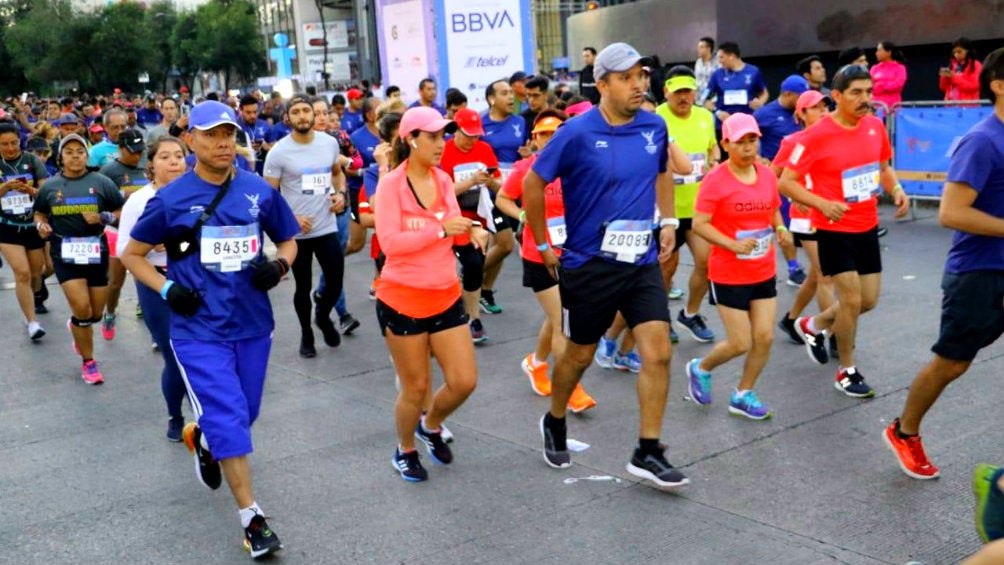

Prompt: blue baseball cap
[780,75,810,94]
[188,100,239,131]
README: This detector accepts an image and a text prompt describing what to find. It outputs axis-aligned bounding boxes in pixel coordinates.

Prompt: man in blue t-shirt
[135,95,163,128]
[340,89,366,134]
[754,75,808,160]
[704,42,768,125]
[523,42,688,491]
[347,97,380,257]
[121,100,299,558]
[238,94,271,173]
[885,48,1004,482]
[407,78,447,116]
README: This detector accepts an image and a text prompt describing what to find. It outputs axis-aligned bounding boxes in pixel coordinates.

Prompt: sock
[82,358,93,363]
[894,419,917,440]
[544,412,565,429]
[839,366,856,375]
[805,317,818,333]
[683,309,697,318]
[787,259,799,272]
[531,354,547,368]
[239,502,263,529]
[420,416,441,434]
[639,438,661,455]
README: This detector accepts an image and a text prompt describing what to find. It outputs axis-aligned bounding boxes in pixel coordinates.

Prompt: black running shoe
[299,336,317,358]
[34,296,48,314]
[777,314,803,345]
[392,448,428,482]
[339,313,361,335]
[539,414,571,469]
[314,314,341,347]
[243,514,283,559]
[626,447,690,490]
[793,316,828,365]
[182,423,222,490]
[835,367,875,398]
[415,421,453,465]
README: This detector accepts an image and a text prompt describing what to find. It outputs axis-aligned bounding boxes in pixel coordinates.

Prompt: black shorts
[0,222,45,250]
[522,259,558,293]
[793,231,816,248]
[931,271,1004,362]
[709,277,777,311]
[558,258,670,345]
[674,218,693,252]
[50,234,110,286]
[815,227,881,277]
[376,297,468,337]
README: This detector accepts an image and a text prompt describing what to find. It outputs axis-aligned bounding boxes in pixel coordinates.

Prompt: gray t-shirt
[263,131,340,240]
[99,159,147,198]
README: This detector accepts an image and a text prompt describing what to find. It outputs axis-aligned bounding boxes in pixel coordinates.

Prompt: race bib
[453,162,486,190]
[61,236,102,265]
[498,163,514,186]
[300,167,332,195]
[1,192,31,215]
[600,220,652,263]
[200,224,259,272]
[546,216,567,247]
[723,89,748,106]
[789,218,812,234]
[674,153,707,185]
[736,227,773,260]
[841,162,880,203]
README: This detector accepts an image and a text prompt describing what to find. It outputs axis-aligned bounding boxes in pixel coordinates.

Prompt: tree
[187,0,266,91]
[4,0,79,92]
[171,9,201,91]
[0,0,31,95]
[87,2,158,92]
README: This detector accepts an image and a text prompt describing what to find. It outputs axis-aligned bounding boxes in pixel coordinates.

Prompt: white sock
[531,353,546,367]
[806,317,818,333]
[684,309,698,318]
[239,502,263,529]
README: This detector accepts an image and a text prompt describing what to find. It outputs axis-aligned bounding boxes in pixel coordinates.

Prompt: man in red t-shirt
[779,64,909,398]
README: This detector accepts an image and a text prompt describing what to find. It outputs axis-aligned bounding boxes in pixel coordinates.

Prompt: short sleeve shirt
[34,172,124,258]
[263,132,339,239]
[500,154,564,263]
[0,152,49,223]
[481,112,529,168]
[655,104,717,218]
[707,63,767,116]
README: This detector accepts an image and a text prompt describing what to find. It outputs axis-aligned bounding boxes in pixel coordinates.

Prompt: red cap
[453,108,485,137]
[347,88,364,100]
[180,86,189,93]
[113,88,122,94]
[88,124,105,133]
[721,113,761,142]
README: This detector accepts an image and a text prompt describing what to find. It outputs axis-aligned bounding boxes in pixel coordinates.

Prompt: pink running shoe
[81,360,104,385]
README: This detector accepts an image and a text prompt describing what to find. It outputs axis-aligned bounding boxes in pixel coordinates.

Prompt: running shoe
[415,420,453,465]
[440,422,454,444]
[883,419,939,479]
[728,389,772,420]
[28,321,45,342]
[794,316,828,364]
[612,350,642,373]
[470,318,488,343]
[675,309,715,342]
[626,447,689,490]
[834,367,874,398]
[182,423,222,490]
[368,287,376,300]
[34,292,48,314]
[539,414,571,469]
[670,327,679,344]
[101,313,116,341]
[786,267,807,287]
[479,289,502,314]
[877,226,888,238]
[135,304,143,319]
[667,287,684,300]
[521,353,552,396]
[973,463,1004,543]
[81,360,104,385]
[166,417,184,442]
[392,448,428,482]
[594,336,616,369]
[339,313,361,335]
[67,318,80,355]
[567,383,597,413]
[299,337,317,358]
[243,514,283,559]
[314,315,341,347]
[686,358,712,406]
[777,314,803,345]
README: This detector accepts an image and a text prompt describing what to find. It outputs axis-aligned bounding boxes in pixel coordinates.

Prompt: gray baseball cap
[594,42,653,81]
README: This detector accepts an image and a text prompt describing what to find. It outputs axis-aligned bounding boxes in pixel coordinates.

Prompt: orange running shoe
[521,353,551,396]
[568,383,597,413]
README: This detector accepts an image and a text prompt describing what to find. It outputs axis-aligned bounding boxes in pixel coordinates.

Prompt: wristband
[536,242,551,252]
[659,218,680,228]
[159,280,175,300]
[518,210,526,222]
[893,184,904,194]
[775,225,788,233]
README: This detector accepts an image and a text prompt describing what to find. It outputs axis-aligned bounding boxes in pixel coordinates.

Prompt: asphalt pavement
[3,206,998,565]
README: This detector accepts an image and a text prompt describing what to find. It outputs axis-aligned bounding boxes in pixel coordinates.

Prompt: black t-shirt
[99,159,147,197]
[0,152,49,223]
[34,171,124,249]
[579,64,599,104]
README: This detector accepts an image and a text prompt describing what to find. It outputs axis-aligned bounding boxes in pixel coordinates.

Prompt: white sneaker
[28,321,45,342]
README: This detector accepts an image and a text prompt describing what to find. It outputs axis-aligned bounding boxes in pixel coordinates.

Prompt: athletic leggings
[291,232,344,337]
[136,281,186,419]
[454,244,483,292]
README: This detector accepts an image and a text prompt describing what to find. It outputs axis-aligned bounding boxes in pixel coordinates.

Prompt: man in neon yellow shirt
[656,66,720,343]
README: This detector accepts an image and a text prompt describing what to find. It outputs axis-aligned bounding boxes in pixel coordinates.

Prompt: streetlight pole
[314,0,330,91]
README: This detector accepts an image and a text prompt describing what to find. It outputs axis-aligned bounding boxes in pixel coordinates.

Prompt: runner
[687,113,792,419]
[408,78,447,115]
[779,64,910,397]
[263,94,346,358]
[704,42,769,124]
[0,121,49,341]
[34,133,124,384]
[87,108,127,168]
[884,48,1004,480]
[525,42,688,488]
[495,110,596,411]
[774,91,837,355]
[121,100,299,558]
[374,106,486,482]
[116,135,189,440]
[98,127,148,338]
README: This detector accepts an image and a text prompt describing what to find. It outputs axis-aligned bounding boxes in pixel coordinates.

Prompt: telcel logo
[465,55,509,68]
[451,10,516,32]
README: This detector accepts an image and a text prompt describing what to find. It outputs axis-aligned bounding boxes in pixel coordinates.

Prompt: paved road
[3,208,997,564]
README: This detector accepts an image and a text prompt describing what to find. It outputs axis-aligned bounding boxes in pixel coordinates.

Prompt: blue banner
[893,105,993,198]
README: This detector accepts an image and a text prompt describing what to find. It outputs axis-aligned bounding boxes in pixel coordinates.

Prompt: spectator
[871,41,907,108]
[444,88,467,119]
[510,71,528,114]
[648,55,666,104]
[837,47,869,69]
[797,55,831,96]
[940,37,983,101]
[385,85,401,101]
[521,75,550,132]
[695,37,720,104]
[578,47,599,104]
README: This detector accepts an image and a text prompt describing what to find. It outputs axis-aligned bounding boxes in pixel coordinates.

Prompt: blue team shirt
[408,101,446,116]
[341,110,365,135]
[944,114,1004,274]
[753,100,799,160]
[481,112,528,164]
[348,126,380,193]
[130,169,300,341]
[136,108,163,128]
[266,122,291,143]
[240,119,271,143]
[707,63,767,116]
[531,107,669,269]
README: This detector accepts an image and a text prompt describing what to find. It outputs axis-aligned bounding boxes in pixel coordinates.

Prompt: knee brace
[70,316,94,328]
[90,316,102,325]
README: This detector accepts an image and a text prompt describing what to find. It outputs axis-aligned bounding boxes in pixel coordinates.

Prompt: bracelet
[536,242,551,252]
[159,280,174,300]
[659,218,680,228]
[893,184,904,194]
[775,225,788,232]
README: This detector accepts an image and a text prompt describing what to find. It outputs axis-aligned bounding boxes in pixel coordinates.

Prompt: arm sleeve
[946,134,995,192]
[374,176,441,254]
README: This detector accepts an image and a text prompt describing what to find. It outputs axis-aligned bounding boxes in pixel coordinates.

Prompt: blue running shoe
[612,349,642,373]
[667,287,684,300]
[392,448,428,482]
[686,358,712,405]
[974,463,1004,543]
[728,389,772,420]
[594,336,616,369]
[676,310,715,342]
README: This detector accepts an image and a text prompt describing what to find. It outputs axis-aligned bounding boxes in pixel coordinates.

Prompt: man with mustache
[779,64,909,398]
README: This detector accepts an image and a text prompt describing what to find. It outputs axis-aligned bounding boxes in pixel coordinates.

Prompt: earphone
[410,139,418,149]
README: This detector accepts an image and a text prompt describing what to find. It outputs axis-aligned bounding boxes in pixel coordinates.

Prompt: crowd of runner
[2,38,1004,562]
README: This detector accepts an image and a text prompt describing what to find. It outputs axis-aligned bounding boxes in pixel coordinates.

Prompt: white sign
[302,21,349,51]
[304,53,352,82]
[381,0,433,102]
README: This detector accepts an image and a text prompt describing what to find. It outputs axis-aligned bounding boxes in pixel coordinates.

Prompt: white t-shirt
[117,183,168,267]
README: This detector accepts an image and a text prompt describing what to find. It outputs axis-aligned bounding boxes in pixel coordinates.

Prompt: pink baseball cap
[399,106,456,139]
[721,113,761,142]
[795,90,832,115]
[565,100,592,117]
